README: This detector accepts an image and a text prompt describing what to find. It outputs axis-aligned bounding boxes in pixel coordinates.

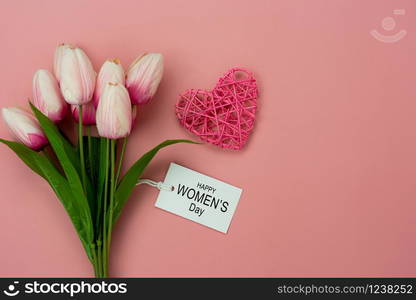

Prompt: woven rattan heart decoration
[175,68,258,150]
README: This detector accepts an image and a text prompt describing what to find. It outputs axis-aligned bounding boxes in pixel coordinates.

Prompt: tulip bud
[96,83,132,139]
[71,103,96,125]
[32,69,67,123]
[131,105,138,128]
[2,107,48,151]
[93,59,125,108]
[53,43,72,83]
[126,53,163,105]
[59,45,96,105]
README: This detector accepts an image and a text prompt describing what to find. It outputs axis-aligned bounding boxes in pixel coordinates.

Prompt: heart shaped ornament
[176,68,258,150]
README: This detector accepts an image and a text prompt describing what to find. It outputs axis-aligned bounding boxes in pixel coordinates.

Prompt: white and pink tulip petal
[96,83,132,139]
[32,69,67,123]
[59,46,96,105]
[126,53,163,105]
[2,107,48,150]
[93,59,125,108]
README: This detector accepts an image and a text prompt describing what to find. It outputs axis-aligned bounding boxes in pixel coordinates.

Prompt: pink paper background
[0,0,415,277]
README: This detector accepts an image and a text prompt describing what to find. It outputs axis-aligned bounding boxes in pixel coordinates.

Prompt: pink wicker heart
[176,68,258,150]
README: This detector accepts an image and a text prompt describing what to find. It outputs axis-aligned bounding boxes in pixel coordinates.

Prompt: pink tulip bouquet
[1,44,194,277]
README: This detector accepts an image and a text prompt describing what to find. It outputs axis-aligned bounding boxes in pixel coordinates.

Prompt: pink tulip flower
[57,45,96,105]
[96,83,132,139]
[71,103,96,125]
[2,107,48,151]
[126,53,163,105]
[131,105,138,128]
[93,59,125,108]
[53,43,72,83]
[32,69,67,123]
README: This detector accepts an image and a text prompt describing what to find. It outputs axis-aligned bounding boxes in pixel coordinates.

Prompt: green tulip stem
[78,105,87,191]
[106,139,116,274]
[87,126,93,178]
[91,243,98,277]
[115,137,128,185]
[102,138,110,277]
[96,240,103,277]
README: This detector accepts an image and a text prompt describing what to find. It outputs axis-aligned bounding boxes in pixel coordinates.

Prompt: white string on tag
[136,179,174,191]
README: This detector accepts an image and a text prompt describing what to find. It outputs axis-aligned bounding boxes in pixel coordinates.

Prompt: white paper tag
[155,163,242,233]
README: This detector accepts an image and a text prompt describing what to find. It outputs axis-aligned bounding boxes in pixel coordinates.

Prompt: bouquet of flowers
[0,44,194,277]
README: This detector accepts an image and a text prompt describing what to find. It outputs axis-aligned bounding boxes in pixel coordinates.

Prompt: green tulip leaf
[81,136,110,234]
[0,138,93,260]
[113,139,198,224]
[30,103,94,246]
[0,138,45,179]
[33,152,94,260]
